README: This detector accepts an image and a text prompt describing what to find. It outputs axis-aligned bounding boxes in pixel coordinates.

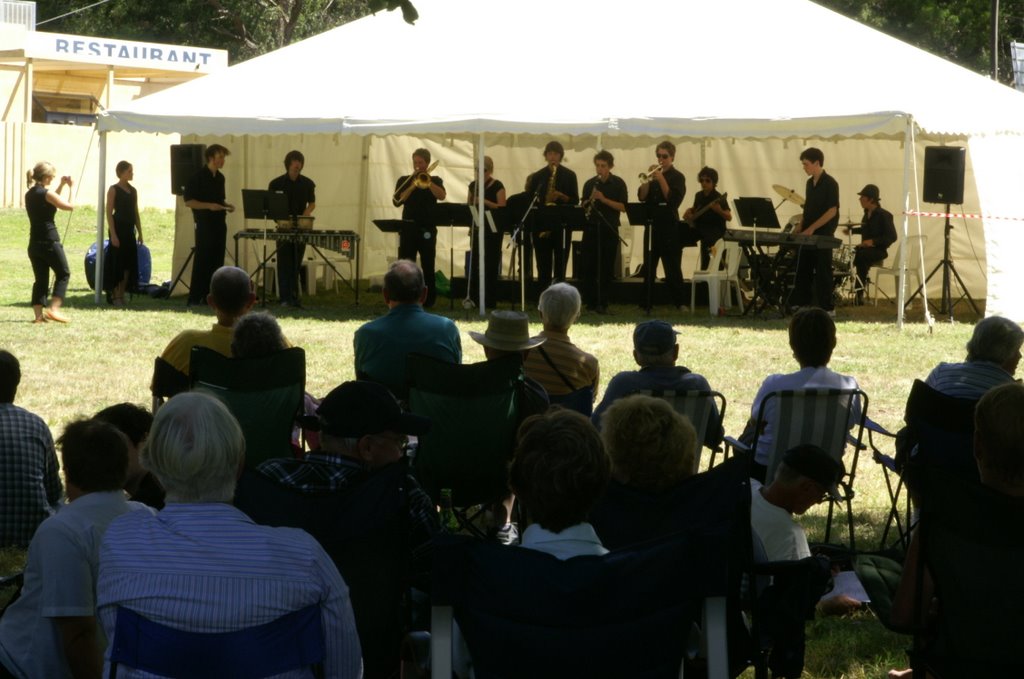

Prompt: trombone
[638,164,662,183]
[393,160,440,204]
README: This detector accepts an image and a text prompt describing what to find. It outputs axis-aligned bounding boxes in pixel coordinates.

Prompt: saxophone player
[527,141,578,290]
[393,148,446,307]
[637,140,686,311]
[581,151,627,314]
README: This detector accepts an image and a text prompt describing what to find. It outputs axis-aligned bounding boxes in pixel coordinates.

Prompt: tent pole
[896,116,914,328]
[95,130,108,305]
[477,134,487,315]
[356,135,372,303]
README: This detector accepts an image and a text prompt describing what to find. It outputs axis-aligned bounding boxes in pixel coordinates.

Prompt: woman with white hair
[523,282,600,414]
[925,315,1024,400]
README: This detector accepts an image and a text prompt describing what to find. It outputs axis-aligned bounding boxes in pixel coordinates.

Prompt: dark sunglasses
[656,153,670,159]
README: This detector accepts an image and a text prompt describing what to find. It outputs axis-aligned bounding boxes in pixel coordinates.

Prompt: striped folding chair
[634,389,726,473]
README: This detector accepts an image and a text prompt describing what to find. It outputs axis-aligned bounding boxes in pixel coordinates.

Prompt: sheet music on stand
[468,205,498,234]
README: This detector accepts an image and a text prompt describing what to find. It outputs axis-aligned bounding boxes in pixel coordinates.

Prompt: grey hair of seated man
[231,311,286,359]
[965,316,1024,371]
[538,282,582,331]
[141,391,244,503]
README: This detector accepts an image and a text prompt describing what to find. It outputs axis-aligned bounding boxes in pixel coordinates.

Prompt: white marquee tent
[97,0,1024,323]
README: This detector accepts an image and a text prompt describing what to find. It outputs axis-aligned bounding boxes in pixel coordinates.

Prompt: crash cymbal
[838,221,860,228]
[772,184,805,207]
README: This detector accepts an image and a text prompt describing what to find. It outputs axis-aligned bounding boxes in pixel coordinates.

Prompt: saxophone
[544,164,559,205]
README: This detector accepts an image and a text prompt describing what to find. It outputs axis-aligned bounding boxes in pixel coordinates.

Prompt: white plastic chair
[690,241,744,315]
[870,235,926,305]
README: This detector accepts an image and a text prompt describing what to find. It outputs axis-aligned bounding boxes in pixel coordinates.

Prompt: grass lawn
[0,205,981,677]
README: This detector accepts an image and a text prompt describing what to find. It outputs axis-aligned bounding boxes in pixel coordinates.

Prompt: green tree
[818,0,1024,84]
[35,0,418,62]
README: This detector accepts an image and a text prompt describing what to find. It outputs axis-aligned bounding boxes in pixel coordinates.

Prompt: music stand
[505,192,538,310]
[625,202,678,314]
[241,189,290,306]
[430,204,474,310]
[733,197,784,318]
[466,206,498,312]
[536,205,587,282]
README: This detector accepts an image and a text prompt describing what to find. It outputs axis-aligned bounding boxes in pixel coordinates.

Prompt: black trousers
[276,241,307,303]
[468,226,502,307]
[28,240,70,305]
[399,226,437,307]
[189,222,226,305]
[792,247,834,310]
[532,227,567,291]
[644,221,685,308]
[854,246,887,286]
[581,224,618,309]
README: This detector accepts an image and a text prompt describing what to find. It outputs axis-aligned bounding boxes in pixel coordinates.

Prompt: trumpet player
[526,141,578,290]
[393,148,446,307]
[581,151,627,314]
[637,140,687,311]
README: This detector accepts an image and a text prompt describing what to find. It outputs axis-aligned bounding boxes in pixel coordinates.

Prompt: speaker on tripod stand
[167,144,207,298]
[913,146,980,319]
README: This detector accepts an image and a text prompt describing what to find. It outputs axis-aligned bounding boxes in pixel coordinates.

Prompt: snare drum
[832,244,855,273]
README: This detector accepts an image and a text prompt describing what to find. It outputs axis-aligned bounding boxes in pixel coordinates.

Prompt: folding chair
[406,353,523,535]
[907,466,1024,677]
[430,531,732,679]
[235,464,413,679]
[189,346,306,469]
[149,356,188,413]
[108,604,325,679]
[870,235,926,305]
[725,388,867,549]
[634,388,726,472]
[547,385,594,416]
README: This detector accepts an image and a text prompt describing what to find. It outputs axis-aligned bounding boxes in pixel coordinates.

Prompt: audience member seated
[453,408,611,678]
[93,403,165,509]
[523,283,599,404]
[925,315,1023,400]
[591,320,722,449]
[157,265,257,376]
[252,379,438,580]
[752,444,861,616]
[743,307,860,482]
[469,310,550,421]
[354,259,461,400]
[230,310,287,358]
[888,382,1024,679]
[0,350,62,547]
[96,392,362,678]
[589,394,698,549]
[0,418,152,679]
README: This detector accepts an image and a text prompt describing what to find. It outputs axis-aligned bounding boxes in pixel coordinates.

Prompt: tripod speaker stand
[906,205,980,319]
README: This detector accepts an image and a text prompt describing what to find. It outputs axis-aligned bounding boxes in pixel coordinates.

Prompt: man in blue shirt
[354,259,461,400]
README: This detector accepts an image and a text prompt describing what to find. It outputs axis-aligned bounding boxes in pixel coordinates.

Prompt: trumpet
[393,160,440,204]
[638,164,662,183]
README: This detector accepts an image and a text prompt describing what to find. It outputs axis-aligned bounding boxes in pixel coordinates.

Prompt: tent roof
[99,0,1024,139]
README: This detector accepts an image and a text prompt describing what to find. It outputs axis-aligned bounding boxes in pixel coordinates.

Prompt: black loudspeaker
[170,144,206,196]
[923,146,966,205]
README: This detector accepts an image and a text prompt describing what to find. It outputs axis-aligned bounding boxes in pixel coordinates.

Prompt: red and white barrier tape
[904,210,1024,221]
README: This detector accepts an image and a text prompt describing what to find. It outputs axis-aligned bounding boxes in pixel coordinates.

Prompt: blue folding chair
[108,604,324,678]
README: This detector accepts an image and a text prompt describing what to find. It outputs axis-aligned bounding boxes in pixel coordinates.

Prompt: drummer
[852,184,896,305]
[268,150,316,307]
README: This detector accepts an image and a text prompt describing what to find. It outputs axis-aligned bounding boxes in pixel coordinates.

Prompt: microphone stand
[509,190,541,311]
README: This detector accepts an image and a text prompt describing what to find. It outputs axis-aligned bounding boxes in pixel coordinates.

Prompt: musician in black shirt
[683,166,731,270]
[393,148,446,307]
[581,151,627,313]
[527,141,579,290]
[792,147,839,313]
[467,155,507,308]
[184,144,235,306]
[268,150,316,307]
[638,140,686,310]
[852,184,897,305]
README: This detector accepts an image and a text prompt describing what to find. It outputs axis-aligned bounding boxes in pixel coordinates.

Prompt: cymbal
[772,184,805,207]
[838,221,860,228]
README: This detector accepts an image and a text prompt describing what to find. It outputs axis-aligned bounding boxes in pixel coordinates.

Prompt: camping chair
[430,531,732,679]
[406,353,523,535]
[906,465,1024,677]
[107,604,324,679]
[235,463,414,679]
[633,388,726,472]
[724,388,867,549]
[690,241,744,315]
[189,346,306,469]
[150,356,189,413]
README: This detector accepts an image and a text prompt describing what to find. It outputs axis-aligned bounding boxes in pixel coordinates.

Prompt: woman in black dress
[25,161,74,323]
[105,160,144,306]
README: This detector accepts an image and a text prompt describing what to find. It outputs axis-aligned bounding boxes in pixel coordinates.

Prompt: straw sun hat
[469,311,546,352]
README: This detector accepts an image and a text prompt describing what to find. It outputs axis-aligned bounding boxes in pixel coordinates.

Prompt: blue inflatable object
[84,240,152,290]
[137,242,152,286]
